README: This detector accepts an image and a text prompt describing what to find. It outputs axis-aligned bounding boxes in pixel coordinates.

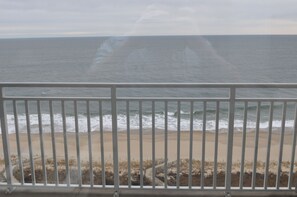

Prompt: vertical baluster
[264,101,274,189]
[164,101,168,188]
[139,101,143,188]
[0,87,12,190]
[213,101,220,189]
[111,87,119,191]
[252,101,261,189]
[288,104,297,189]
[126,101,131,188]
[49,100,58,185]
[201,101,206,189]
[37,100,47,185]
[188,101,194,189]
[86,100,93,187]
[225,88,235,194]
[189,101,194,189]
[99,101,105,187]
[176,101,181,189]
[276,102,287,189]
[152,101,156,189]
[61,101,70,186]
[239,101,248,189]
[74,100,82,186]
[13,100,24,185]
[25,100,35,185]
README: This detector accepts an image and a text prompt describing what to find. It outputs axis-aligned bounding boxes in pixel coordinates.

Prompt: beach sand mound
[12,158,164,185]
[11,158,297,187]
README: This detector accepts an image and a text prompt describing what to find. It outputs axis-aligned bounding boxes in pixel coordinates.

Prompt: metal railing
[0,83,297,196]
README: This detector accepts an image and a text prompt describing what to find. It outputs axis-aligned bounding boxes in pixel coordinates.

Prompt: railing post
[0,87,13,193]
[225,87,235,196]
[111,86,119,194]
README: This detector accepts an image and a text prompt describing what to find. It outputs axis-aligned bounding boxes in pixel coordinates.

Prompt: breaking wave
[0,113,295,134]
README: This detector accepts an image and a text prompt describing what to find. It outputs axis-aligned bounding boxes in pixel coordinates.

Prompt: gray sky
[1,0,297,38]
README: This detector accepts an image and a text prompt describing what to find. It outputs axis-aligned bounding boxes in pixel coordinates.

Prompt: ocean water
[1,35,297,133]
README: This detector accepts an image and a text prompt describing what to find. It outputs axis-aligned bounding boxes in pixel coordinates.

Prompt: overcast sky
[1,0,297,38]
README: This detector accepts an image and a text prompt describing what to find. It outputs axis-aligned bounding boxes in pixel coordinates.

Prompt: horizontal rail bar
[1,82,297,88]
[3,96,112,101]
[1,184,295,191]
[4,97,297,102]
[236,98,297,102]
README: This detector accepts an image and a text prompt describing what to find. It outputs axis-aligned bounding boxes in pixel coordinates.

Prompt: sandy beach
[1,129,297,186]
[0,129,295,163]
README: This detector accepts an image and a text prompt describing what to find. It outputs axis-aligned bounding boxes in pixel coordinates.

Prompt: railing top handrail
[1,82,297,88]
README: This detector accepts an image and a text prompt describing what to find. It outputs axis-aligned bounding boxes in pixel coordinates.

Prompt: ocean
[1,35,297,133]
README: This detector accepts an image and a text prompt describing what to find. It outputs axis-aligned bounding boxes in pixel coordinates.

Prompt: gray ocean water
[0,35,297,133]
[1,35,297,83]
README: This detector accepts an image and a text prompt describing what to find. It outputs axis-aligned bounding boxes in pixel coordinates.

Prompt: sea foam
[0,113,295,134]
